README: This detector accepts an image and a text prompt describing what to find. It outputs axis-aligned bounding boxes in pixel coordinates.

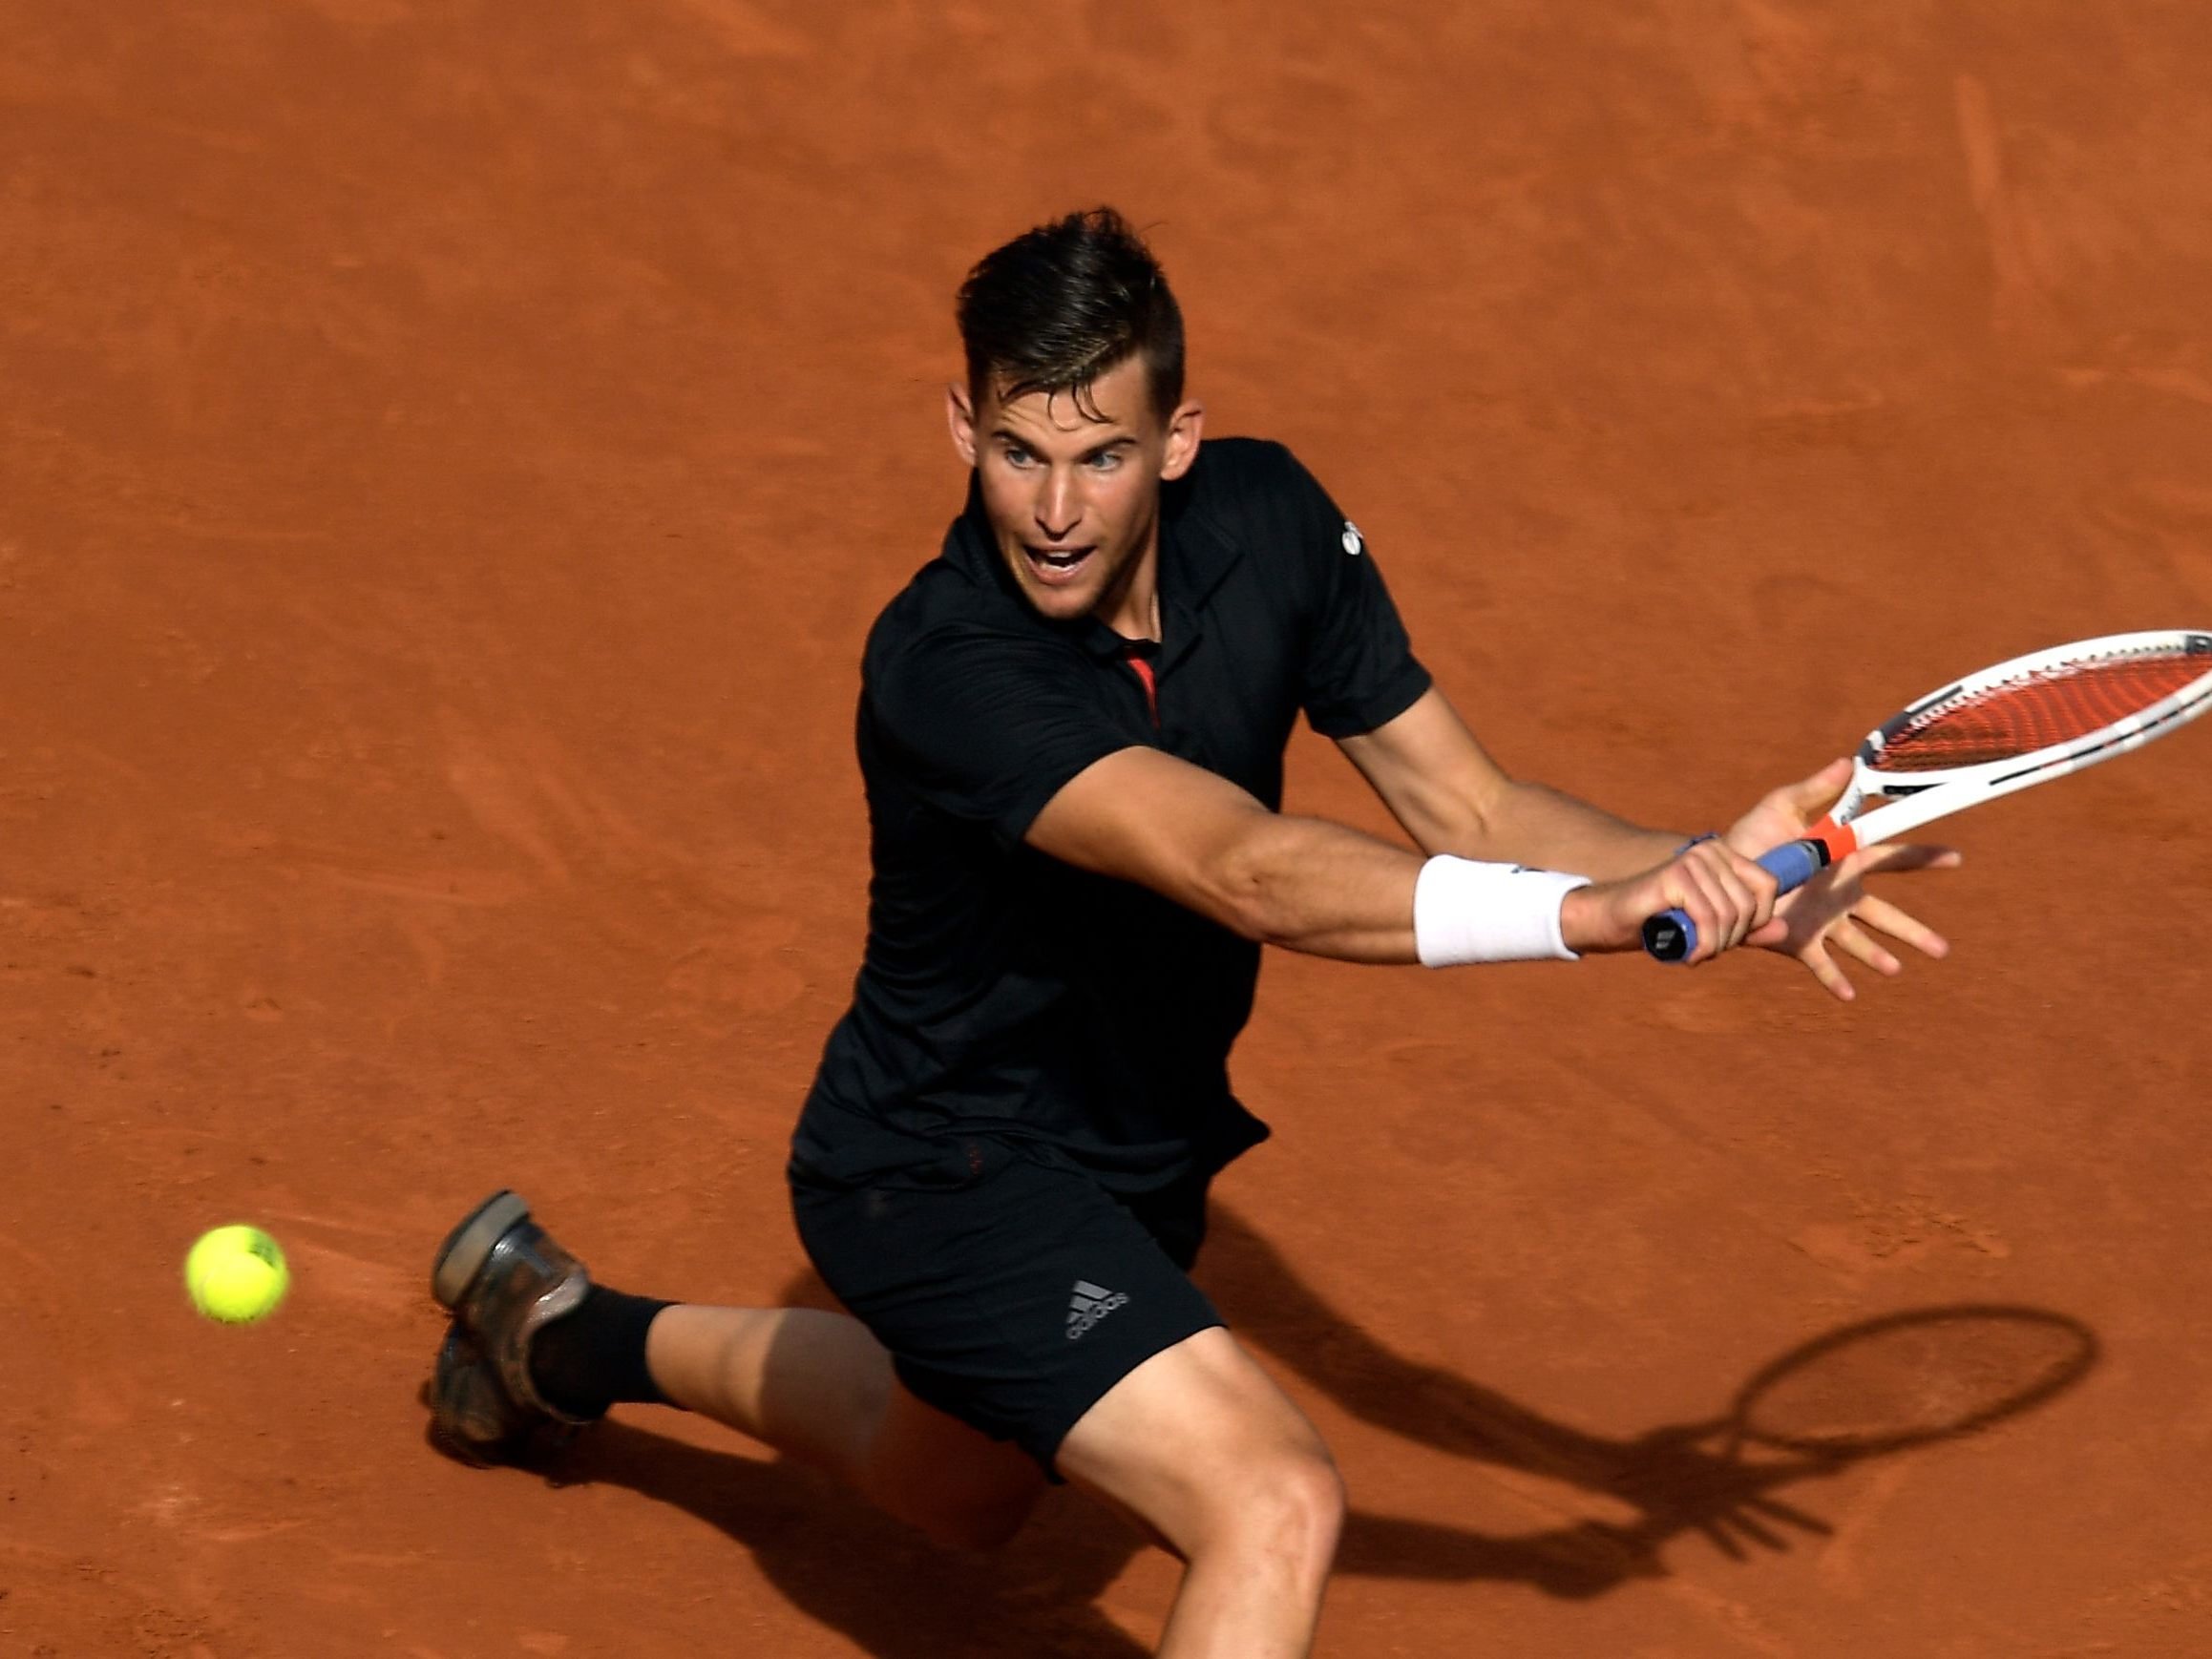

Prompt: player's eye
[1001,443,1034,467]
[1085,449,1125,472]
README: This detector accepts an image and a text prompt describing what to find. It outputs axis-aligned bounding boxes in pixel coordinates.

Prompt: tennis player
[426,208,1954,1657]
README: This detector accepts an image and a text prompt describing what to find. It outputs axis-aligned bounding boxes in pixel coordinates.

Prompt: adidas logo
[1065,1279,1129,1341]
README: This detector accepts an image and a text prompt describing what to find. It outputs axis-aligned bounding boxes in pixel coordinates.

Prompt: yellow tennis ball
[185,1225,289,1324]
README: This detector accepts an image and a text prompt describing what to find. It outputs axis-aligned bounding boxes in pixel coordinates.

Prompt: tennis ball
[184,1225,289,1324]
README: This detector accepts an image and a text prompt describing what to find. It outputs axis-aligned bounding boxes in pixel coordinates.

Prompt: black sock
[527,1285,674,1420]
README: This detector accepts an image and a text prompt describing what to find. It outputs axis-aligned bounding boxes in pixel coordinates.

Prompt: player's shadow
[1202,1208,2099,1596]
[557,1424,1154,1657]
[488,1205,2098,1655]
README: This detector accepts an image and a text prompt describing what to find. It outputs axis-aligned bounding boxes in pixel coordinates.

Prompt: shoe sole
[432,1189,531,1311]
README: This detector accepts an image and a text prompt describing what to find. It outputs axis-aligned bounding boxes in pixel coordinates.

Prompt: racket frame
[1821,627,2212,854]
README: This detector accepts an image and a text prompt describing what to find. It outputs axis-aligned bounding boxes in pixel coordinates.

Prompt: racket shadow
[1200,1208,2101,1594]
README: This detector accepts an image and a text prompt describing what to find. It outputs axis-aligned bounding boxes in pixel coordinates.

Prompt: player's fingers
[1676,835,1782,960]
[1675,872,1732,966]
[1849,892,1950,959]
[1704,843,1779,943]
[1767,756,1852,821]
[1650,851,1724,965]
[1731,847,1781,932]
[1675,850,1748,959]
[1797,940,1857,1003]
[1828,918,1902,977]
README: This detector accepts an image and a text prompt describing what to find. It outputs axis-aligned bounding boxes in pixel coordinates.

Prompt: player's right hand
[1560,835,1781,963]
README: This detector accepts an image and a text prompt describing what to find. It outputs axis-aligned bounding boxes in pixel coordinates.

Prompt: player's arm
[1338,686,1954,998]
[1336,686,1688,876]
[1024,745,1781,966]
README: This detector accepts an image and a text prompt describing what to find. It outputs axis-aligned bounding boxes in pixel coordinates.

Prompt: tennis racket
[1644,628,2212,962]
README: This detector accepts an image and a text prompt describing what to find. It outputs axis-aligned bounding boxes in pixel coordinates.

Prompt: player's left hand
[1722,758,1961,1002]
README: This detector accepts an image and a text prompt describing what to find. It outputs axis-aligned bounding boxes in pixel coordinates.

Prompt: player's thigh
[858,1376,1048,1550]
[1055,1325,1344,1562]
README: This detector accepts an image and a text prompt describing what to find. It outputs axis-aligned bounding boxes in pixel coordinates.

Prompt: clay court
[7,2,2212,1653]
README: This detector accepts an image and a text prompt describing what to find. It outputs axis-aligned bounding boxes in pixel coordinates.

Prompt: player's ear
[946,382,980,467]
[1158,399,1204,481]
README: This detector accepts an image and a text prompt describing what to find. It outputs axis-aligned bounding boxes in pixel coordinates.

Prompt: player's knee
[1275,1446,1348,1569]
[1208,1441,1345,1576]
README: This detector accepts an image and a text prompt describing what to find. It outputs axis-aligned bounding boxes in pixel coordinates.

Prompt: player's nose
[1035,470,1082,541]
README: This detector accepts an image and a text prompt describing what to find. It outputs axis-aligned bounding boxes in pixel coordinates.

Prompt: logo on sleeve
[1340,521,1364,556]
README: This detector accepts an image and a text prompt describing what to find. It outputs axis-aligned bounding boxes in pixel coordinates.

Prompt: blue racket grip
[1641,837,1832,963]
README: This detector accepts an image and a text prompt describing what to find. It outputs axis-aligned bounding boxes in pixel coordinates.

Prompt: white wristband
[1411,855,1592,966]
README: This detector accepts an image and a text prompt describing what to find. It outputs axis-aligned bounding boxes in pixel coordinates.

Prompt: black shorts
[790,1153,1225,1473]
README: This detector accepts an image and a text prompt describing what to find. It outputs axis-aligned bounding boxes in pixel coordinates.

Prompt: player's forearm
[1216,811,1597,967]
[1443,779,1683,880]
[1209,812,1426,962]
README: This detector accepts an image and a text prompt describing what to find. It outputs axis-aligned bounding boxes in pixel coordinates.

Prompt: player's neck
[1094,535,1162,643]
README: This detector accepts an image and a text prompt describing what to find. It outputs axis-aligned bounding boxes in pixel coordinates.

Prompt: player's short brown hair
[956,207,1185,422]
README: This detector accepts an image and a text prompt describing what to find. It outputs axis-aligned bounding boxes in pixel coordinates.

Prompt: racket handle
[1641,837,1834,963]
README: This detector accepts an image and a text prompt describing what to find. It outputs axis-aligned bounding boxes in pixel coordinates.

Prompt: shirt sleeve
[1284,454,1432,738]
[867,622,1138,845]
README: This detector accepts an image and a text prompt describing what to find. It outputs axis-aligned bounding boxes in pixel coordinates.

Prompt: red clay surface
[6,4,2212,1654]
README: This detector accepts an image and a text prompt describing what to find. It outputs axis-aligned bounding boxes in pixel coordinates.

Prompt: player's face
[947,355,1202,633]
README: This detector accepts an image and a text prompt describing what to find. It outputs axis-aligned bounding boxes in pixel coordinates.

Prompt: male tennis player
[425,209,1953,1657]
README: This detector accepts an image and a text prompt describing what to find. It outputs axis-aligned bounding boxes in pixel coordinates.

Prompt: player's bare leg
[430,1192,1044,1551]
[645,1305,1047,1550]
[432,1206,1337,1653]
[1057,1327,1344,1659]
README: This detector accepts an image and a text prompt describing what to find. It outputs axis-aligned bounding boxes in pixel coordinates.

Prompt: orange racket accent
[1878,655,2203,772]
[1807,816,1858,864]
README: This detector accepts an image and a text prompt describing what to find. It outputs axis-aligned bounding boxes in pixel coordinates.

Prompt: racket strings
[1880,654,2206,771]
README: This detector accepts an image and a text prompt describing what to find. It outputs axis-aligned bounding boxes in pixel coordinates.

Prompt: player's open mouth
[1024,544,1094,585]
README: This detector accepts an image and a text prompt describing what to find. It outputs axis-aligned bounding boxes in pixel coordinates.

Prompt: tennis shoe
[426,1189,595,1462]
[428,1319,564,1465]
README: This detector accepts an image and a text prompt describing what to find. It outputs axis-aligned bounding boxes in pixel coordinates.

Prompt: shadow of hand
[1333,1425,1838,1597]
[1587,1425,1837,1563]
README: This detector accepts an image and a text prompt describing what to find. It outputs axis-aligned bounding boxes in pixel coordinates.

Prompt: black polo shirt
[790,437,1431,1195]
